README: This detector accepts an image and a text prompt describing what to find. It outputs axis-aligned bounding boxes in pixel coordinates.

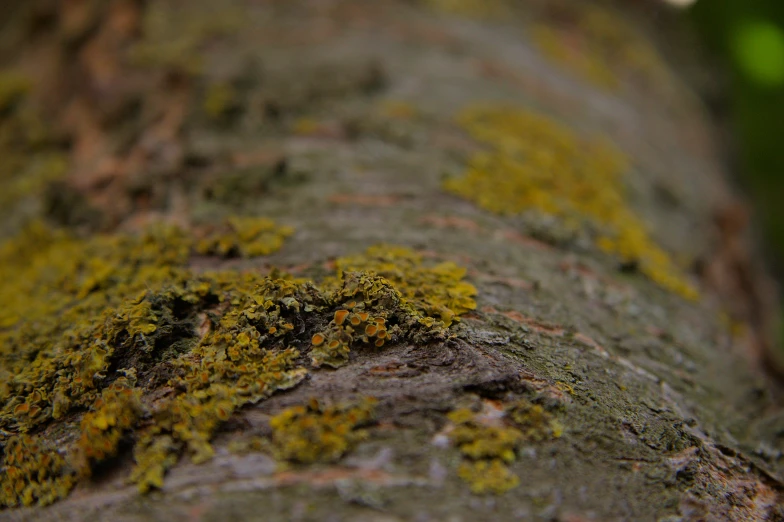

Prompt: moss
[444,105,698,300]
[530,3,672,90]
[195,217,294,258]
[269,397,377,464]
[0,222,472,506]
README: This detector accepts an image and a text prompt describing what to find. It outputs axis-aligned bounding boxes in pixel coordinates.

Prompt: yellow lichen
[448,408,524,464]
[444,105,697,299]
[0,221,471,506]
[332,245,478,327]
[196,217,294,258]
[0,435,76,508]
[72,378,143,476]
[457,459,520,495]
[269,397,377,464]
[0,71,31,113]
[530,3,673,91]
[447,399,562,495]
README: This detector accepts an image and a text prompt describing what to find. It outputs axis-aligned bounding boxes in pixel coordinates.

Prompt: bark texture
[1,1,783,521]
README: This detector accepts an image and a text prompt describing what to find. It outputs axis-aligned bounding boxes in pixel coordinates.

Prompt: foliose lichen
[0,221,473,507]
[444,104,697,300]
[195,216,295,258]
[269,397,377,464]
[447,398,562,495]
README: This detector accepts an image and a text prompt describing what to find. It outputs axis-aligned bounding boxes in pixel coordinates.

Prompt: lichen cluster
[0,221,474,507]
[444,105,697,299]
[447,399,562,495]
[269,397,377,464]
[195,217,294,258]
[332,245,478,328]
[530,3,671,90]
[0,71,67,216]
[309,246,477,368]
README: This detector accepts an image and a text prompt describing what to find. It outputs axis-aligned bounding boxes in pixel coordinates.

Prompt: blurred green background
[690,0,784,276]
[689,0,784,355]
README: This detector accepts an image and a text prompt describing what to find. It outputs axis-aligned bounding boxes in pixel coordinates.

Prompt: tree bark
[1,1,783,521]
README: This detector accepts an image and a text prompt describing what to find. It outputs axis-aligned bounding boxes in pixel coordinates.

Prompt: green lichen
[195,217,294,258]
[269,397,377,464]
[457,459,520,495]
[0,222,472,506]
[72,377,144,476]
[444,105,697,300]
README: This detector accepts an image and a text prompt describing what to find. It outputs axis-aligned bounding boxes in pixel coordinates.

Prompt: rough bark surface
[1,1,783,521]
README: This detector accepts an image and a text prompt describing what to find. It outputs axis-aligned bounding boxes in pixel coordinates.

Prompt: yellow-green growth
[73,378,143,475]
[0,71,67,213]
[448,408,524,463]
[0,71,31,113]
[531,3,672,90]
[445,105,697,299]
[0,435,76,508]
[203,83,238,121]
[457,459,520,495]
[505,398,563,442]
[0,223,471,504]
[196,217,294,258]
[447,407,523,494]
[447,400,563,495]
[129,4,241,75]
[311,246,477,368]
[333,245,477,327]
[269,397,377,464]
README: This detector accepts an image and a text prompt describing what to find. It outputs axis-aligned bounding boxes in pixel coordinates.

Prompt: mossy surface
[0,221,474,506]
[445,104,698,300]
